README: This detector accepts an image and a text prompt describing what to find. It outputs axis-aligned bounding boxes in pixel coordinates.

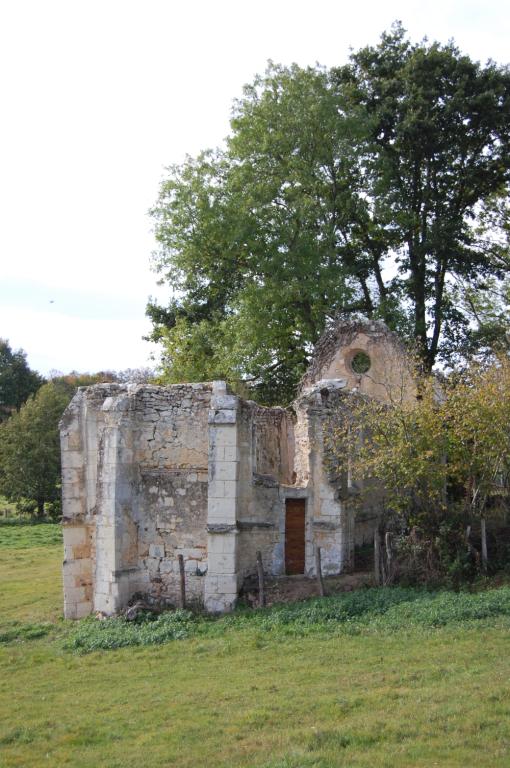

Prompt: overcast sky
[1,0,509,375]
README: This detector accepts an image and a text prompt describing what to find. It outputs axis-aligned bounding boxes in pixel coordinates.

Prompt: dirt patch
[242,571,374,608]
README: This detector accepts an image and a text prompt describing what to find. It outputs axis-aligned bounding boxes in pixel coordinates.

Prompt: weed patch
[0,726,37,745]
[0,621,53,644]
[64,610,196,652]
[62,585,510,654]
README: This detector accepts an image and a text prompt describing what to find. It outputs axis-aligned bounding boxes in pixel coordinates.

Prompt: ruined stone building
[60,319,414,618]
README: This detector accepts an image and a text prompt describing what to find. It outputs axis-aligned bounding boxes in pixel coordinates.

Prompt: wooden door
[285,498,306,575]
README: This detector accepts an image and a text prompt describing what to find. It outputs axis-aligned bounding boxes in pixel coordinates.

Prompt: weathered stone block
[223,446,241,462]
[207,497,237,522]
[208,409,237,424]
[209,445,224,461]
[64,600,93,620]
[159,558,175,575]
[149,543,165,559]
[211,427,237,448]
[61,467,85,485]
[208,479,224,499]
[211,395,238,410]
[62,452,84,470]
[216,574,238,593]
[64,586,87,603]
[223,480,237,498]
[74,601,93,619]
[207,553,236,575]
[211,461,239,482]
[204,593,237,613]
[63,526,88,546]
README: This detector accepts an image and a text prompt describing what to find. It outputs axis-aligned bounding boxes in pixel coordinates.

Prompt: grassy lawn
[1,524,510,767]
[0,522,62,631]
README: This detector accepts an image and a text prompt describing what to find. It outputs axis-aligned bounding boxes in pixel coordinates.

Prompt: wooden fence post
[315,545,325,597]
[256,551,265,608]
[374,529,381,586]
[178,554,186,609]
[385,531,393,585]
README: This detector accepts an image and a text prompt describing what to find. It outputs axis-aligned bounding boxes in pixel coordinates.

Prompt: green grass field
[1,524,510,767]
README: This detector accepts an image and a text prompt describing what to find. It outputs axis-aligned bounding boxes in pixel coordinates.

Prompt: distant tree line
[0,340,155,519]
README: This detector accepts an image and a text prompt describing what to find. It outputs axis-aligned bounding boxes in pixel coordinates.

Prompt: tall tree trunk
[427,255,448,369]
[481,518,488,572]
[408,243,429,368]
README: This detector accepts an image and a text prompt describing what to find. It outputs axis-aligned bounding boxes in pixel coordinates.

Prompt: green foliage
[0,521,62,548]
[325,377,450,525]
[0,621,53,644]
[50,368,157,397]
[150,63,358,403]
[335,24,510,367]
[0,383,70,516]
[447,357,510,517]
[48,370,118,398]
[149,26,510,403]
[64,610,196,652]
[0,339,43,421]
[63,585,510,654]
[326,358,510,579]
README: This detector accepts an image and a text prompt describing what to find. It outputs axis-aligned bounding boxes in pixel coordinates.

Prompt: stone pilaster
[93,395,135,615]
[61,391,94,619]
[302,389,345,576]
[204,382,240,612]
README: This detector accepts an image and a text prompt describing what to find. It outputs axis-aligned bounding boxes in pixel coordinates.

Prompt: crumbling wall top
[300,317,414,403]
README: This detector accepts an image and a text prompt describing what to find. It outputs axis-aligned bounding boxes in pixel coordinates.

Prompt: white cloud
[0,305,159,375]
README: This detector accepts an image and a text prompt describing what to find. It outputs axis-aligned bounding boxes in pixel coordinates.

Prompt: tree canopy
[0,339,44,421]
[0,382,70,516]
[149,24,510,404]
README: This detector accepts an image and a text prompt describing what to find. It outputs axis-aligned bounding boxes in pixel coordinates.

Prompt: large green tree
[0,339,44,421]
[0,383,70,516]
[149,25,510,403]
[149,63,362,403]
[334,26,510,368]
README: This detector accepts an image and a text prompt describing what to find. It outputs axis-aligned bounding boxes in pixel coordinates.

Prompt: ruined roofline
[72,380,216,395]
[59,379,291,432]
[299,315,408,392]
[58,381,216,430]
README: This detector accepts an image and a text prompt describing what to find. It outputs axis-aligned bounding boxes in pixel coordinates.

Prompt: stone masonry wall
[292,386,348,577]
[60,384,124,619]
[236,401,296,581]
[127,384,211,609]
[300,318,416,405]
[61,383,212,618]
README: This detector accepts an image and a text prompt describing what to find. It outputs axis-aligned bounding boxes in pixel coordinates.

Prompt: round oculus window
[350,351,371,374]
